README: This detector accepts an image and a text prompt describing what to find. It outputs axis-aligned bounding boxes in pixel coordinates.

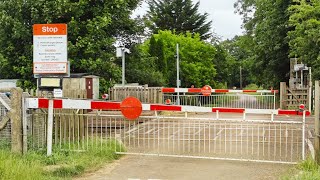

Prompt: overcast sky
[133,0,244,40]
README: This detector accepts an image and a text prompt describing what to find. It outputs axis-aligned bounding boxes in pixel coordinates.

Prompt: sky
[132,0,244,40]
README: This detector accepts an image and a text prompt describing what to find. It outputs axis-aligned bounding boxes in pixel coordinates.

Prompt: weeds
[283,158,320,180]
[0,139,124,179]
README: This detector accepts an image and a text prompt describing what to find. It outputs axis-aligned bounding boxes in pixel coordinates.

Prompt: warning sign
[201,85,212,96]
[33,24,67,74]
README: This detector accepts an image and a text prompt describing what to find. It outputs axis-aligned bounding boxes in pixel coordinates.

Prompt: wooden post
[315,81,320,163]
[280,82,287,109]
[11,88,23,154]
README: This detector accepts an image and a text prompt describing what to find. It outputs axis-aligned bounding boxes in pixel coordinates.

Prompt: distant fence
[161,88,279,109]
[109,86,162,103]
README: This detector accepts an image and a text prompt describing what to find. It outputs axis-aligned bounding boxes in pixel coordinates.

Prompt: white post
[302,109,306,160]
[176,44,180,105]
[47,99,54,156]
[22,96,28,154]
[122,49,125,87]
[273,91,276,110]
[309,67,312,112]
[216,110,219,120]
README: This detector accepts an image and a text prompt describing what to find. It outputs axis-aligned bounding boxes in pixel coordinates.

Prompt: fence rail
[109,87,162,103]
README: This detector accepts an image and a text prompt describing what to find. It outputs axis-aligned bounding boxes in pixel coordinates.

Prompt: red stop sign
[299,104,305,110]
[120,97,142,120]
[201,85,212,96]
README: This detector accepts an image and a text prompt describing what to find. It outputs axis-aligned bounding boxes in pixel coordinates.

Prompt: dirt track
[76,155,292,180]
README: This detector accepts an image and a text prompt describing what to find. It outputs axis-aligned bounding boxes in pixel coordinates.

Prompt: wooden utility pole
[11,88,23,154]
[280,82,287,109]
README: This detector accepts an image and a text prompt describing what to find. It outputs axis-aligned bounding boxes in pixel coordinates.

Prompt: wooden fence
[109,86,163,104]
[280,82,312,111]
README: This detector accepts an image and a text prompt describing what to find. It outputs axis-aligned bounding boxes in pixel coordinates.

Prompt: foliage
[147,0,212,40]
[125,45,166,86]
[282,158,320,180]
[243,83,263,90]
[234,0,292,88]
[0,0,142,91]
[143,30,217,87]
[288,0,320,78]
[0,139,122,179]
[212,42,237,88]
[220,35,256,88]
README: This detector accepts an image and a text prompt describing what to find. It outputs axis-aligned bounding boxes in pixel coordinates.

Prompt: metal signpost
[33,24,68,156]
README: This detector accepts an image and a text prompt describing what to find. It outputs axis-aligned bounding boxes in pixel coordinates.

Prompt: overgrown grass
[0,139,124,179]
[283,158,320,180]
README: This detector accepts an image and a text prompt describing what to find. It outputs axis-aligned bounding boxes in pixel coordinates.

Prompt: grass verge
[0,139,124,179]
[282,158,320,180]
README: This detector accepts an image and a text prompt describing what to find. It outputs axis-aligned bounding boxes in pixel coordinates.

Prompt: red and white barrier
[25,98,310,116]
[162,88,278,94]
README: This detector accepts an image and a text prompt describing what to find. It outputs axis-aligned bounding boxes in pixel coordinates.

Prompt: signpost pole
[176,44,180,105]
[122,48,125,87]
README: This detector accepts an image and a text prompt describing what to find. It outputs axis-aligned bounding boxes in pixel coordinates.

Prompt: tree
[147,0,212,40]
[125,45,166,86]
[0,0,142,91]
[234,0,292,87]
[220,35,256,88]
[288,0,320,78]
[142,30,217,87]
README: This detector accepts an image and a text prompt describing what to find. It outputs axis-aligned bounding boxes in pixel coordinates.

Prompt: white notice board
[33,24,68,74]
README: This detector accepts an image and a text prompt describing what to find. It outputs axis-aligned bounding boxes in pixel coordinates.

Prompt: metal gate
[25,98,307,164]
[162,88,278,109]
[100,113,304,164]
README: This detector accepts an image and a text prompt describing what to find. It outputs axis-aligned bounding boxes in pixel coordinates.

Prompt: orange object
[201,85,212,96]
[120,97,142,120]
[165,99,171,105]
[33,24,67,35]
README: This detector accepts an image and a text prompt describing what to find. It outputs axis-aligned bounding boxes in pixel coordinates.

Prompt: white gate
[25,98,308,164]
[162,88,278,109]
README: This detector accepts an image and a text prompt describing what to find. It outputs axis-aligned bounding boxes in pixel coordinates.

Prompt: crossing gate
[25,97,310,164]
[162,88,278,109]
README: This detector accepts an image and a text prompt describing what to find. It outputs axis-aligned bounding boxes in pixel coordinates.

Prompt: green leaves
[142,30,217,87]
[0,0,142,90]
[288,0,320,77]
[147,0,213,40]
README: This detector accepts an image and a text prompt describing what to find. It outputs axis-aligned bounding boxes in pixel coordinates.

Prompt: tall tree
[234,0,292,87]
[288,0,320,78]
[143,30,217,87]
[147,0,212,39]
[0,0,142,90]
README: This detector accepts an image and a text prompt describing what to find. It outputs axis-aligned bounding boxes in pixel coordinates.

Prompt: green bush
[244,83,263,90]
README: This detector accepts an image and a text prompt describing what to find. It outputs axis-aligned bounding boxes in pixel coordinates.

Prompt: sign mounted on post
[33,24,68,74]
[201,85,212,96]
